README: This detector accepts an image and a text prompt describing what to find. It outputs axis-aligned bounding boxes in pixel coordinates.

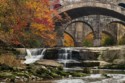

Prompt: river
[54,74,125,83]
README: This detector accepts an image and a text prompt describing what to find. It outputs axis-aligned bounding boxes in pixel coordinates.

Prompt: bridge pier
[55,23,65,47]
[93,39,101,47]
[93,31,101,47]
[92,15,102,47]
[74,22,85,47]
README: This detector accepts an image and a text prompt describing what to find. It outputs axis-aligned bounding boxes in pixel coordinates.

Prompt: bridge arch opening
[65,21,94,32]
[101,31,115,46]
[65,21,94,47]
[63,32,75,47]
[83,32,94,47]
[118,3,125,8]
[60,6,125,21]
[105,21,125,45]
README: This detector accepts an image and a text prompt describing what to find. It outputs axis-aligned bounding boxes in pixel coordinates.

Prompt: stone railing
[60,0,120,6]
[58,0,125,15]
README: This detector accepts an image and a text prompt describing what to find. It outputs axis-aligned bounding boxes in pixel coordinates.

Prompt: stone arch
[65,21,95,38]
[56,1,125,47]
[118,3,125,8]
[105,21,125,45]
[59,2,125,21]
[109,21,125,26]
[113,21,125,45]
[65,20,94,33]
[83,32,94,47]
[65,21,95,47]
[102,31,115,40]
[101,31,116,46]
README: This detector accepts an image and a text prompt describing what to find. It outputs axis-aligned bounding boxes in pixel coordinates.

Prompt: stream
[54,74,125,83]
[23,48,125,83]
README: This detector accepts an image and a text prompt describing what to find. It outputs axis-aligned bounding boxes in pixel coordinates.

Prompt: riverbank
[1,46,125,82]
[0,60,88,83]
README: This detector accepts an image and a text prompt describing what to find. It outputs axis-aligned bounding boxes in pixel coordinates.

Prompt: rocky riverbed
[55,74,125,83]
[1,46,125,83]
[0,60,87,83]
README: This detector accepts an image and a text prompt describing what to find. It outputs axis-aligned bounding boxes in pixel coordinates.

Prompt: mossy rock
[101,73,111,78]
[70,72,86,77]
[38,73,53,79]
[100,64,125,69]
[57,66,63,71]
[0,72,15,79]
[13,72,29,78]
[56,71,69,77]
[50,72,60,78]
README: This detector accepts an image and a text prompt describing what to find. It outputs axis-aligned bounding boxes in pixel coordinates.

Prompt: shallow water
[54,74,125,83]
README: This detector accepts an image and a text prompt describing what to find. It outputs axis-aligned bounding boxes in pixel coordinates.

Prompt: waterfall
[23,48,46,64]
[58,48,70,66]
[57,48,80,68]
[25,49,32,58]
[58,48,72,60]
[58,48,69,67]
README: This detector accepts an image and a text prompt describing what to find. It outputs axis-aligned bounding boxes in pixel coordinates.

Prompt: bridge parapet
[59,1,122,11]
[58,1,125,21]
[60,0,123,6]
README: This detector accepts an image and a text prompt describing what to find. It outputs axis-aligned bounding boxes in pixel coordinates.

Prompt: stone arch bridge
[55,0,125,47]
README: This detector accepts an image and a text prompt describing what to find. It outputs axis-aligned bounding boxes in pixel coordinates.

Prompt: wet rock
[69,72,87,77]
[113,59,125,65]
[36,60,62,67]
[98,48,125,67]
[43,48,58,59]
[80,50,99,60]
[23,78,28,82]
[41,65,47,70]
[101,73,111,78]
[82,61,100,67]
[99,61,111,66]
[36,77,43,81]
[83,67,91,73]
[15,48,26,55]
[99,49,120,62]
[68,75,72,78]
[99,61,112,68]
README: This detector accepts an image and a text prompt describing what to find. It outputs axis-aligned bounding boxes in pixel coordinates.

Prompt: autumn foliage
[64,33,74,47]
[0,0,59,47]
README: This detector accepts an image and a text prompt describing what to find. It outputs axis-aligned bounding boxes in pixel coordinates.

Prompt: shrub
[0,54,24,67]
[119,36,125,45]
[101,37,114,46]
[83,40,93,47]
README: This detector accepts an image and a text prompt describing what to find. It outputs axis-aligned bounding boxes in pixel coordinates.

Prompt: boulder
[36,60,62,67]
[113,59,125,65]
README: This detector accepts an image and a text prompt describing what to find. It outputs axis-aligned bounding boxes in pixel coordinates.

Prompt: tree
[0,0,59,47]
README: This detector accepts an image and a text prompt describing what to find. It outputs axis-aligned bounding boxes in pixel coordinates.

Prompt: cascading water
[23,48,46,64]
[23,48,81,68]
[57,48,80,68]
[58,48,69,67]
